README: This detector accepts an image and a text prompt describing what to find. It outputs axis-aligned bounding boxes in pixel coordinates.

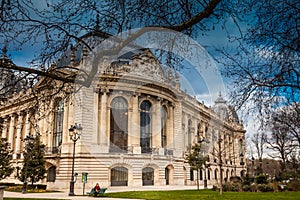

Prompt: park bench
[88,187,107,197]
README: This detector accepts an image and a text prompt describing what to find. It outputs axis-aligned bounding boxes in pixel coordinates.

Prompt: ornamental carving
[102,49,176,85]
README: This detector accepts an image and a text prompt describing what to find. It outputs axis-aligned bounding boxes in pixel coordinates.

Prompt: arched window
[207,169,211,180]
[187,120,192,149]
[214,169,218,180]
[142,167,154,186]
[190,169,194,181]
[110,97,128,153]
[161,106,167,148]
[212,130,216,142]
[47,166,56,182]
[140,100,152,153]
[200,169,203,180]
[111,167,128,186]
[197,123,201,142]
[239,139,243,154]
[226,169,229,179]
[240,170,245,177]
[53,99,64,150]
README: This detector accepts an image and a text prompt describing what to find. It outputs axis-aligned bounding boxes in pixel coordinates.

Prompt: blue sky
[1,1,262,158]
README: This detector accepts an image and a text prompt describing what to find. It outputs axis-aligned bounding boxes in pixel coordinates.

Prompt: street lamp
[68,123,82,196]
[22,135,34,194]
[259,157,263,175]
[251,156,255,177]
[198,136,210,189]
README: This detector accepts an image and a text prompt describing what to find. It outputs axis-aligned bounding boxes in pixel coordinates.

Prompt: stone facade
[0,44,246,190]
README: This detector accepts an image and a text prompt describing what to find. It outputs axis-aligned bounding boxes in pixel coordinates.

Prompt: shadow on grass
[105,189,300,200]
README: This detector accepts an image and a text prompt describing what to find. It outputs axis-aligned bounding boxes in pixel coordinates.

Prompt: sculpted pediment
[102,49,175,84]
[130,49,170,82]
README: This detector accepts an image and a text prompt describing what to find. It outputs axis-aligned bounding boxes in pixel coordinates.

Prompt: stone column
[15,113,24,154]
[1,117,8,139]
[167,104,174,149]
[130,93,140,154]
[62,99,69,144]
[38,109,46,144]
[47,106,53,149]
[152,98,161,150]
[8,114,15,152]
[99,90,108,146]
[21,111,31,156]
[24,111,31,137]
[173,101,183,157]
[93,91,99,144]
[68,98,75,142]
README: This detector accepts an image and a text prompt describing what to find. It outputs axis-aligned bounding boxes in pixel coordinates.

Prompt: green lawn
[104,190,300,200]
[4,199,65,200]
[4,190,300,200]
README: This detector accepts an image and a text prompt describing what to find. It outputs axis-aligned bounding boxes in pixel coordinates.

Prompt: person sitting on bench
[94,183,101,196]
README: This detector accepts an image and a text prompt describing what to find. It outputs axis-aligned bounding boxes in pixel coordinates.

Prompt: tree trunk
[219,164,223,195]
[197,169,199,190]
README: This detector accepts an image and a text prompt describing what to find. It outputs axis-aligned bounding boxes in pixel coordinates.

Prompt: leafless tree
[0,0,225,88]
[266,105,300,171]
[272,103,300,147]
[0,0,231,119]
[220,0,299,116]
[251,132,267,174]
[210,129,227,195]
[1,1,297,112]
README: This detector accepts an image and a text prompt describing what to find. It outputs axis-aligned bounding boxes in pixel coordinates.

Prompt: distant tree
[271,103,300,147]
[0,0,224,91]
[0,137,14,180]
[285,153,300,180]
[185,143,207,190]
[252,132,267,175]
[0,0,227,128]
[266,106,299,172]
[19,135,46,186]
[261,158,281,179]
[222,0,299,116]
[210,130,228,195]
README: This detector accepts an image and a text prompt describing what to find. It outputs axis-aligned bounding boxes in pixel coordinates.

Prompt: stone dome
[212,92,239,123]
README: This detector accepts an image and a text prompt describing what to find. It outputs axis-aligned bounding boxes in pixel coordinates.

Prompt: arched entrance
[110,97,128,153]
[46,166,56,182]
[165,167,170,185]
[165,165,174,185]
[142,167,154,186]
[111,167,128,186]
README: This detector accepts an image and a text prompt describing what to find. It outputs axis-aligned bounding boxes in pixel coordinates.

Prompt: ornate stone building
[0,39,246,190]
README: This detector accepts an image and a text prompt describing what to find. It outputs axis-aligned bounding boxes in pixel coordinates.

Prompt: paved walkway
[4,185,201,200]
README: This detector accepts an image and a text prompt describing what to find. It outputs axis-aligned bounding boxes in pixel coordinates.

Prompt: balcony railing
[164,149,173,156]
[45,147,60,155]
[141,147,152,154]
[109,145,129,153]
[109,145,174,156]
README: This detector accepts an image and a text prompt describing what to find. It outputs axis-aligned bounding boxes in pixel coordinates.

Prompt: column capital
[9,113,16,118]
[100,88,109,94]
[93,87,100,93]
[2,116,9,122]
[132,92,140,97]
[17,111,26,117]
[24,108,34,115]
[156,97,162,102]
[17,114,24,129]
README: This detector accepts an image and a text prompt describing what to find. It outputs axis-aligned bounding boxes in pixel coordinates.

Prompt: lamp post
[251,156,255,177]
[198,136,210,189]
[68,123,82,196]
[203,157,210,189]
[259,157,263,175]
[22,135,34,194]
